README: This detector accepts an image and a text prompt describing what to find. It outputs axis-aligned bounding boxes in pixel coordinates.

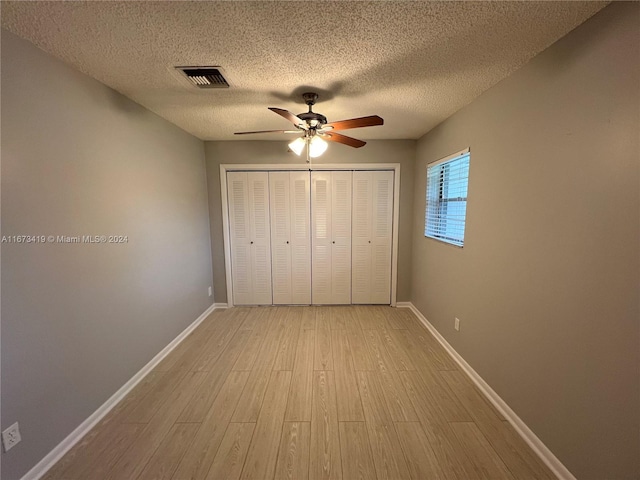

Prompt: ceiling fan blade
[234,130,300,135]
[324,115,383,131]
[268,107,308,129]
[322,132,366,148]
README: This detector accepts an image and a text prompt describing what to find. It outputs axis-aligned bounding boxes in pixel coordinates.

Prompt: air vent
[176,67,230,88]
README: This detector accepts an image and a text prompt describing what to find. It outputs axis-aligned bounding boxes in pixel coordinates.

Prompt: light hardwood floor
[43,306,556,480]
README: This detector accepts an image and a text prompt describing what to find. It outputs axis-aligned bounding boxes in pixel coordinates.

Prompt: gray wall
[411,3,639,479]
[205,140,415,304]
[1,30,212,480]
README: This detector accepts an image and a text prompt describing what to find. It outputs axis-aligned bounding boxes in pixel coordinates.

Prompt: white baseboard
[22,302,220,480]
[397,302,575,480]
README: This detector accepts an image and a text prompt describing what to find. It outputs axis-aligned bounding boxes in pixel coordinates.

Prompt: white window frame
[424,148,470,247]
[220,163,401,307]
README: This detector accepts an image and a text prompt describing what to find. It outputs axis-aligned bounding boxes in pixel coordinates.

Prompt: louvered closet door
[228,171,272,305]
[247,172,272,304]
[289,171,312,304]
[311,171,352,305]
[352,170,393,304]
[311,171,332,304]
[352,171,373,303]
[269,171,311,304]
[331,171,352,304]
[228,172,252,305]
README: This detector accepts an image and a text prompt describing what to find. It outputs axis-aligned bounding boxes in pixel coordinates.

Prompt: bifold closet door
[311,170,352,304]
[352,170,394,304]
[227,171,272,305]
[269,171,311,304]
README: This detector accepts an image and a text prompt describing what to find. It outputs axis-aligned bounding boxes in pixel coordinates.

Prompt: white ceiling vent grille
[176,67,229,88]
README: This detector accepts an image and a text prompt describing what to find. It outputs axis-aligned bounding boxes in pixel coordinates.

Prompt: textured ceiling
[2,1,607,141]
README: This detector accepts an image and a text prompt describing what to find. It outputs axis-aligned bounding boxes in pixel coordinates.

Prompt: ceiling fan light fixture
[309,136,328,158]
[289,137,306,156]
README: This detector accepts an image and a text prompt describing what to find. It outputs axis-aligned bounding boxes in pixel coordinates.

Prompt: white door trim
[220,163,401,307]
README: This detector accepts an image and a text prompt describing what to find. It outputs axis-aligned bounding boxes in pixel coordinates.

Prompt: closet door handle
[286,241,289,244]
[368,240,371,243]
[332,241,335,244]
[250,241,254,244]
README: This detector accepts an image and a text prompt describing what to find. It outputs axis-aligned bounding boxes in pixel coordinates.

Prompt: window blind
[425,150,470,247]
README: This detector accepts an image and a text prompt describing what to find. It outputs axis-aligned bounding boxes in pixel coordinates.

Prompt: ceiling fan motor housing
[298,111,327,128]
[299,92,327,128]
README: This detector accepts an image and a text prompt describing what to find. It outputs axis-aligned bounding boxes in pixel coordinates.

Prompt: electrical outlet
[2,422,21,452]
[208,286,212,297]
[454,317,460,331]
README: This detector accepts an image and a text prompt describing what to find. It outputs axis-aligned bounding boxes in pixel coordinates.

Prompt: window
[425,148,470,247]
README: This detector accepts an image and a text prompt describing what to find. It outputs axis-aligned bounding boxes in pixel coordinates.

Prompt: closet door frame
[220,163,400,308]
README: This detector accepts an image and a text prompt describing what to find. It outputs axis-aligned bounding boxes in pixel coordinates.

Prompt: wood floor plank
[153,325,213,372]
[206,423,256,480]
[341,307,361,333]
[356,371,411,479]
[331,331,365,421]
[363,328,397,372]
[384,307,408,329]
[137,423,199,480]
[300,307,316,331]
[358,306,389,330]
[380,328,417,371]
[346,331,375,371]
[178,329,250,423]
[274,308,302,371]
[232,312,284,422]
[310,371,342,480]
[285,329,315,421]
[395,422,445,480]
[329,306,347,330]
[424,423,477,480]
[122,368,188,424]
[241,370,292,480]
[399,373,476,479]
[400,323,458,371]
[106,371,206,480]
[103,370,167,424]
[386,328,430,372]
[338,422,377,480]
[232,329,264,371]
[193,314,243,371]
[251,306,279,336]
[393,308,421,329]
[274,422,311,480]
[314,308,333,371]
[237,307,257,330]
[377,367,419,422]
[439,369,505,425]
[364,330,418,422]
[449,422,515,480]
[173,371,250,480]
[400,369,471,423]
[351,306,371,331]
[50,422,144,480]
[163,310,240,372]
[441,370,555,479]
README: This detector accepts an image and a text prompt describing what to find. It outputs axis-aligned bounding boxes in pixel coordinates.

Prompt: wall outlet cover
[2,422,21,452]
[455,317,460,331]
[208,286,212,296]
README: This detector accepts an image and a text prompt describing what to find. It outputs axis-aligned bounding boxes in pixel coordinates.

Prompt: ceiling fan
[234,92,383,160]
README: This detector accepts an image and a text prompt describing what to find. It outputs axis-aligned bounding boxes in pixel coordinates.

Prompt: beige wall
[411,3,639,479]
[205,140,415,303]
[1,30,212,479]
